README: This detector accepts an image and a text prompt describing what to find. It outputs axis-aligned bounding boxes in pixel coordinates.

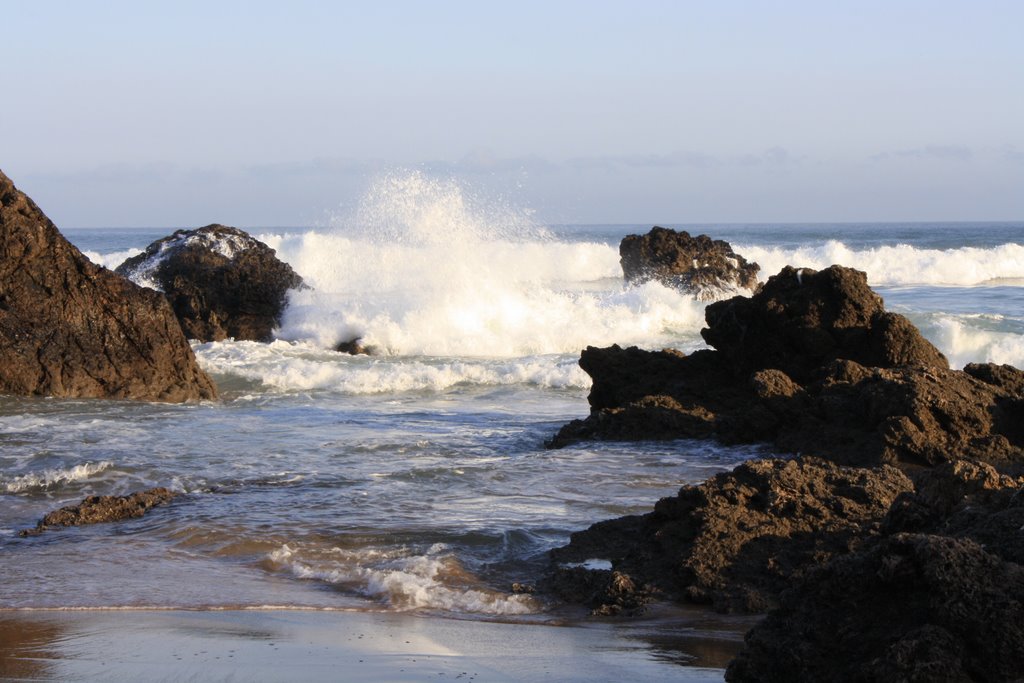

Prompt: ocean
[1,174,1022,666]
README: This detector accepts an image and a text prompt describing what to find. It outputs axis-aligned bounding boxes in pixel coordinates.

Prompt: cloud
[1000,144,1024,164]
[871,145,974,162]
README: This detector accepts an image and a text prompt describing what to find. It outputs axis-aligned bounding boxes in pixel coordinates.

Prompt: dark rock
[335,337,376,355]
[702,265,948,382]
[116,225,304,342]
[619,226,760,300]
[725,533,1024,682]
[550,266,1024,469]
[544,457,913,613]
[0,169,217,401]
[20,488,178,535]
[553,349,1024,468]
[883,459,1024,564]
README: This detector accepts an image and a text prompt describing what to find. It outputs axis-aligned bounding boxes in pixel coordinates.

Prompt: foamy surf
[738,240,1024,287]
[252,172,709,357]
[3,461,114,493]
[193,340,591,393]
[924,314,1024,369]
[266,543,538,615]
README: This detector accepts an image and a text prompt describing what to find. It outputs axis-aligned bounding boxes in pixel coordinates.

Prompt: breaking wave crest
[3,461,114,493]
[259,172,706,357]
[265,543,537,615]
[739,240,1024,287]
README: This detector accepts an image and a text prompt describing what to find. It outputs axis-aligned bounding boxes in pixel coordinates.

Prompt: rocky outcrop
[20,488,178,535]
[723,460,1024,679]
[0,169,217,401]
[726,533,1024,682]
[545,458,913,613]
[702,265,948,382]
[550,266,1024,470]
[619,226,760,300]
[116,225,304,342]
[547,260,1024,676]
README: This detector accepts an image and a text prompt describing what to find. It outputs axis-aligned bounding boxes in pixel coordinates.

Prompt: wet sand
[0,608,752,682]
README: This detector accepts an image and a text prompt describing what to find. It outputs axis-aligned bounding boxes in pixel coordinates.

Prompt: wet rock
[116,224,304,342]
[335,337,376,355]
[619,226,760,300]
[545,458,913,613]
[702,265,948,383]
[725,533,1024,682]
[0,169,217,401]
[20,488,178,535]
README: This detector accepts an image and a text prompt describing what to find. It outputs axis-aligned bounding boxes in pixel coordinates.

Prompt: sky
[2,1,1022,227]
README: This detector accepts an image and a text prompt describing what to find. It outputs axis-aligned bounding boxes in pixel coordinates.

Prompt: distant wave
[82,248,142,272]
[738,240,1024,286]
[3,461,113,493]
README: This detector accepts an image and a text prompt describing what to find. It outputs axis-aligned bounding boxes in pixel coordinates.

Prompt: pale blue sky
[3,1,1022,226]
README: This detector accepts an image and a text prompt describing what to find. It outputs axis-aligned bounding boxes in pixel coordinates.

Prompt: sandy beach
[0,608,752,682]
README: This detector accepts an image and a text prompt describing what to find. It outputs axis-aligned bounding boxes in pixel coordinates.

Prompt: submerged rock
[20,488,178,536]
[544,457,913,613]
[116,224,304,342]
[619,226,760,300]
[725,533,1024,682]
[0,169,217,401]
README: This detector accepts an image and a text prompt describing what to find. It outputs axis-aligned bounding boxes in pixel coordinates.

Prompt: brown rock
[116,224,304,342]
[20,488,178,535]
[725,534,1024,682]
[619,226,760,300]
[545,457,913,613]
[0,169,217,401]
[702,265,948,382]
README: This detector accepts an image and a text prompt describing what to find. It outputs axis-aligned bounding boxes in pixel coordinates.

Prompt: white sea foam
[82,248,142,271]
[256,172,706,358]
[923,315,1024,369]
[266,543,537,615]
[3,461,113,493]
[194,339,591,392]
[738,240,1024,286]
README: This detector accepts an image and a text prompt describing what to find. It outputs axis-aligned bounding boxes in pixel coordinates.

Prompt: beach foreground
[0,608,751,682]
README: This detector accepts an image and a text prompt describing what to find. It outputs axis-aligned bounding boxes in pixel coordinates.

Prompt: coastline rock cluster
[0,169,217,401]
[619,226,760,300]
[551,265,1024,471]
[546,261,1024,679]
[116,224,304,343]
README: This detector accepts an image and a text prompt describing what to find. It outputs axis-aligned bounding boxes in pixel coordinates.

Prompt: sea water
[1,173,1022,617]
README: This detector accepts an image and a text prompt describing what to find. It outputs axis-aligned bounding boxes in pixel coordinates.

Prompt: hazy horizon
[5,1,1022,228]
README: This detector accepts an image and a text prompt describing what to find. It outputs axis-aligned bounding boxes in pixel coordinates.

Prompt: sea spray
[261,172,707,357]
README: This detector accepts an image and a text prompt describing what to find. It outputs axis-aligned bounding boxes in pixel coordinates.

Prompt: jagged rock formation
[725,533,1024,682]
[0,169,217,401]
[619,226,760,300]
[116,224,304,342]
[543,260,1024,678]
[545,457,913,613]
[550,266,1024,470]
[702,264,948,382]
[20,488,178,536]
